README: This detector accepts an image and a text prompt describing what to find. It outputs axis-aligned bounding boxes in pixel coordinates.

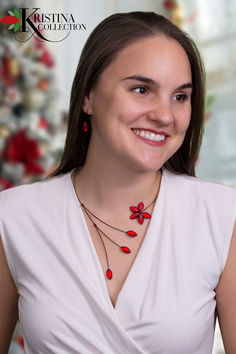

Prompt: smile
[131,128,168,146]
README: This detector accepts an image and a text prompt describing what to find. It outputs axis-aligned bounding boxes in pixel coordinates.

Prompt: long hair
[50,12,205,178]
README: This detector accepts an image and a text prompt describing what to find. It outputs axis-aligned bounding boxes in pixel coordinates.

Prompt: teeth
[133,129,166,142]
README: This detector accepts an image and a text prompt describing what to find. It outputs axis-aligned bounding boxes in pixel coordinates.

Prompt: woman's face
[83,35,192,172]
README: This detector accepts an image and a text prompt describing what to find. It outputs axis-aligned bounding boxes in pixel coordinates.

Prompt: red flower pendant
[130,202,151,224]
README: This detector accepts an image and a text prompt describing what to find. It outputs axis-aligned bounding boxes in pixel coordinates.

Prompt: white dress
[0,168,236,354]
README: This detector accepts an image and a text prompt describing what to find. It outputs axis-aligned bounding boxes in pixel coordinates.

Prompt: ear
[82,92,94,115]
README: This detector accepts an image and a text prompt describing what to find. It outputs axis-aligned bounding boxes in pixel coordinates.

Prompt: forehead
[100,36,192,85]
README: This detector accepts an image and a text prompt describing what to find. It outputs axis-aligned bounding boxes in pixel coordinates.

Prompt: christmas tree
[0,1,66,351]
[0,0,66,191]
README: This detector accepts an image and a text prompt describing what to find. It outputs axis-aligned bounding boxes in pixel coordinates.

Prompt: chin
[129,159,165,173]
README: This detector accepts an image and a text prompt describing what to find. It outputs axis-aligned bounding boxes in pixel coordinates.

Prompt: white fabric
[0,168,236,354]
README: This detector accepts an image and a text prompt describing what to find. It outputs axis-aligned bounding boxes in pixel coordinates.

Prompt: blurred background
[0,0,235,353]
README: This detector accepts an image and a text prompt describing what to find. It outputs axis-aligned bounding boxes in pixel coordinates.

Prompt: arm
[215,220,236,353]
[0,234,19,354]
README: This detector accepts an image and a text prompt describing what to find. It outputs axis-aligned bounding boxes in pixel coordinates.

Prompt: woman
[0,12,236,354]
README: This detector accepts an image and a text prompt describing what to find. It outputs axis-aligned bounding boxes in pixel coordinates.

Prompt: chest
[18,225,218,354]
[16,203,221,353]
[85,213,150,307]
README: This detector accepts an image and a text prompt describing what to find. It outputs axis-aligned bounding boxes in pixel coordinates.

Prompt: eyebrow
[120,75,193,90]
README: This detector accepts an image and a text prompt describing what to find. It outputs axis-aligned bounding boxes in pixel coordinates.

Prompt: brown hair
[50,11,205,178]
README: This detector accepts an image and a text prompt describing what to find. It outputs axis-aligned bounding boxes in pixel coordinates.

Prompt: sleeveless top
[0,168,236,354]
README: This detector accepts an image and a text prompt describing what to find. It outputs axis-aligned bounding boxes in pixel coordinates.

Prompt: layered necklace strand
[73,171,158,280]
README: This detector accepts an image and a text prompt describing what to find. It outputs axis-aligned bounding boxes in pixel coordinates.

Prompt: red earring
[83,110,89,132]
[83,121,88,132]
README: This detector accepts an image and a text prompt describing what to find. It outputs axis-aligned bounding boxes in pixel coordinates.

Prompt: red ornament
[39,49,54,67]
[83,121,88,132]
[106,269,112,279]
[38,79,49,91]
[130,202,151,224]
[163,0,175,10]
[2,129,44,175]
[15,335,24,349]
[2,57,15,86]
[121,246,131,253]
[126,230,137,237]
[0,178,14,190]
[38,117,48,129]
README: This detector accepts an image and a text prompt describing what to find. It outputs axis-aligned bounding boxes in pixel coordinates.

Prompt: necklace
[72,171,158,280]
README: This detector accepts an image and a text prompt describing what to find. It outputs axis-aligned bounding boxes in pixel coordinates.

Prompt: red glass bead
[130,206,139,212]
[121,246,131,253]
[106,268,112,279]
[83,121,88,132]
[138,202,144,211]
[142,212,151,218]
[93,223,97,227]
[127,230,137,237]
[81,203,84,207]
[130,212,139,219]
[138,214,144,224]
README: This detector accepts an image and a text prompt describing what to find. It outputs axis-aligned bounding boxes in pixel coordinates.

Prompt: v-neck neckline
[68,167,166,311]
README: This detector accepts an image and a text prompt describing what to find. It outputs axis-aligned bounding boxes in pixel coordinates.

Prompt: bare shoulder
[0,234,19,353]
[215,219,236,353]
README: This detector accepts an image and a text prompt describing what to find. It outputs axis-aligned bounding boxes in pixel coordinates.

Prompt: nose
[148,98,173,126]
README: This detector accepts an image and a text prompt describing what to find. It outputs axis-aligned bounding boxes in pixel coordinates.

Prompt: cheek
[92,88,124,120]
[176,105,191,133]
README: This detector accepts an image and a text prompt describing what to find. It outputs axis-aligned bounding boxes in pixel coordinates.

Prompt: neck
[73,156,162,216]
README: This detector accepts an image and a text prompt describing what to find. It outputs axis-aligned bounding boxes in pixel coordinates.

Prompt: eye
[131,86,149,95]
[173,94,188,103]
